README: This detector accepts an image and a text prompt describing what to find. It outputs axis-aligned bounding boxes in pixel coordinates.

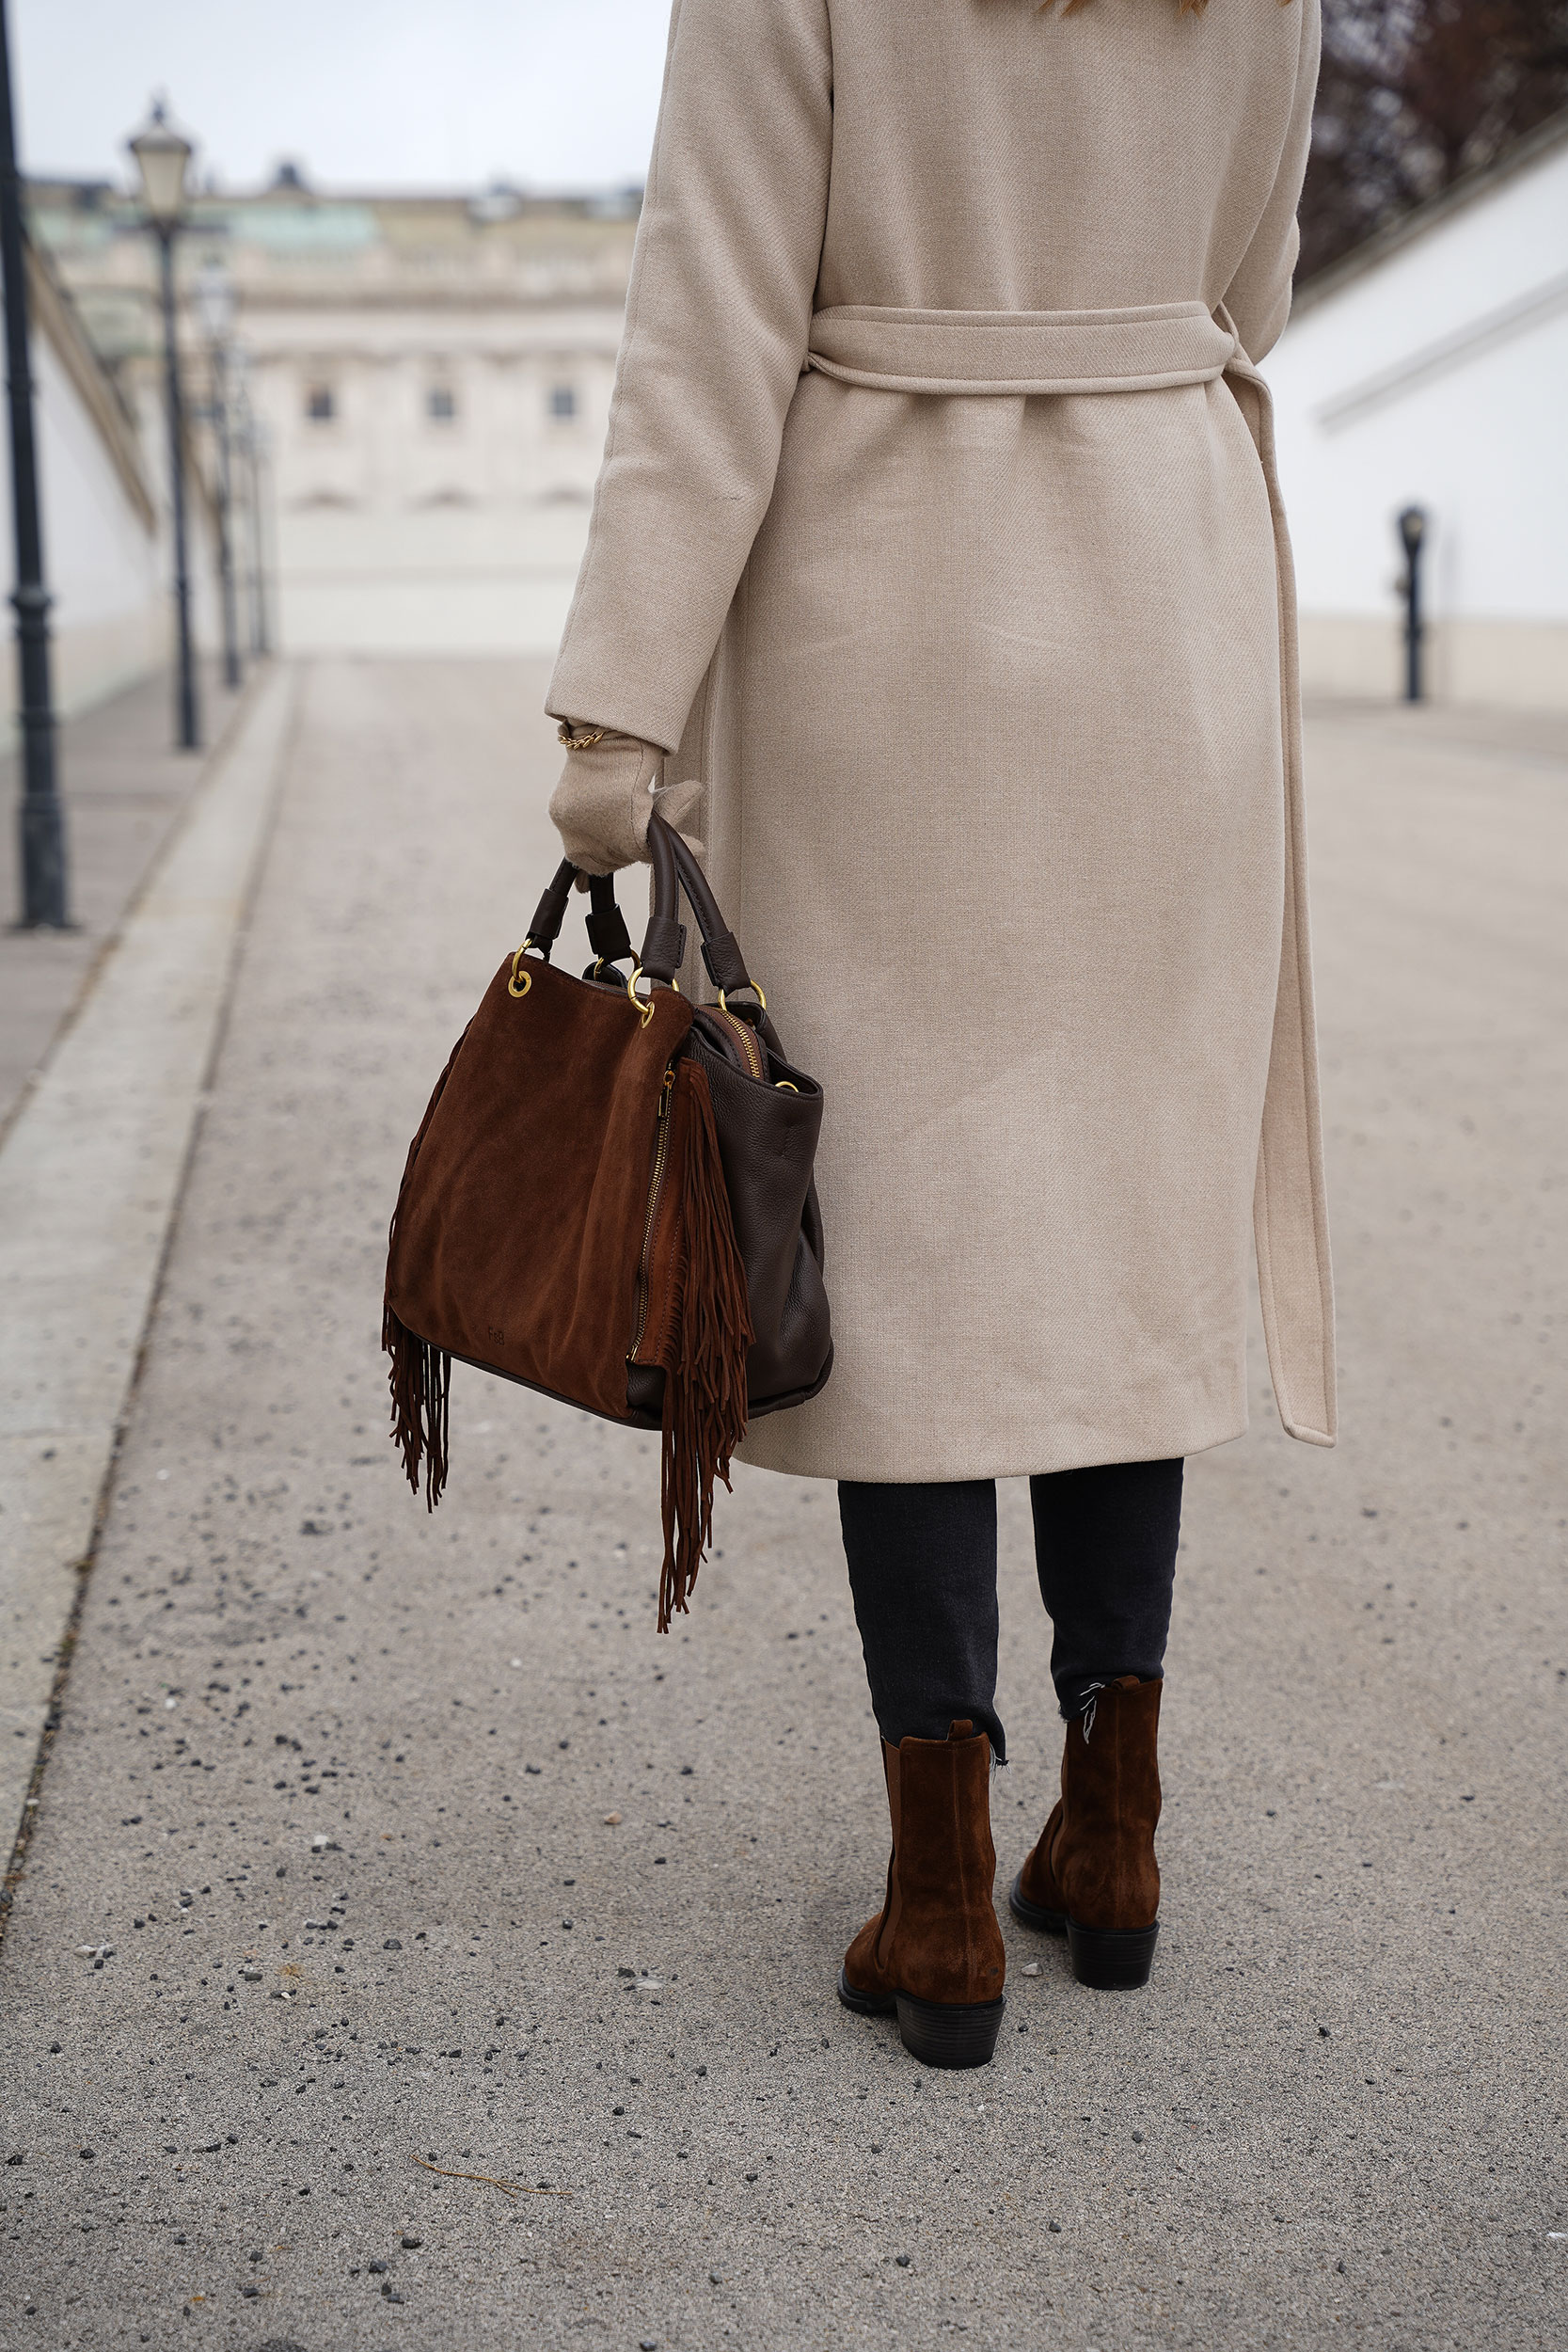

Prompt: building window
[304,381,336,422]
[548,382,578,421]
[426,382,458,423]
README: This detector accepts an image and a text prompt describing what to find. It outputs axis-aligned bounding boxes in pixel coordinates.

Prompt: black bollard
[1397,506,1427,705]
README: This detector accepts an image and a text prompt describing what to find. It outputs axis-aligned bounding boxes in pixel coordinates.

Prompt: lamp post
[195,257,241,691]
[0,0,69,927]
[236,384,273,659]
[253,417,274,657]
[230,349,260,656]
[1397,505,1427,705]
[129,100,199,751]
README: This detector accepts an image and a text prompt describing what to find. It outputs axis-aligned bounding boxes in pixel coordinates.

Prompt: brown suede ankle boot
[1009,1675,1163,1990]
[837,1719,1006,2068]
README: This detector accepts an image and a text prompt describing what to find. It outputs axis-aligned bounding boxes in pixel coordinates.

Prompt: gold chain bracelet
[557,721,607,752]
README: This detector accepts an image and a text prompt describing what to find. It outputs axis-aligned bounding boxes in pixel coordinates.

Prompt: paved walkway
[0,666,294,1849]
[0,661,1563,2351]
[0,660,250,1141]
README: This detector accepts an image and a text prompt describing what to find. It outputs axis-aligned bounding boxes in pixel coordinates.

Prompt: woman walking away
[546,0,1335,2071]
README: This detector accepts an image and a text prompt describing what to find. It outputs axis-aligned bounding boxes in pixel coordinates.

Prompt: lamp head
[128,97,194,227]
[1397,505,1426,558]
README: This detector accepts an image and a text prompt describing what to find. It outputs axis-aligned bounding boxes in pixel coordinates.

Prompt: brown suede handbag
[383,813,832,1628]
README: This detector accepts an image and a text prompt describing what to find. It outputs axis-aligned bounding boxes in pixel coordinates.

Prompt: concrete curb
[0,662,262,1156]
[0,664,297,1875]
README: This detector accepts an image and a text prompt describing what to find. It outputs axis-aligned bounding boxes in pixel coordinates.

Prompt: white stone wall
[0,298,163,721]
[1266,127,1568,709]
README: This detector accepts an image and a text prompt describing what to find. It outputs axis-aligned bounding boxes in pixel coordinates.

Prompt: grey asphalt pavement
[0,660,1563,2351]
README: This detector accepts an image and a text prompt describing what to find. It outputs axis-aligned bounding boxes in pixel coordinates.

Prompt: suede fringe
[657,1064,754,1632]
[383,1027,465,1508]
[384,1303,451,1510]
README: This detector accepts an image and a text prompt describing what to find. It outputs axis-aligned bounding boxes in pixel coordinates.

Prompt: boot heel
[1065,1917,1158,1991]
[895,1993,1006,2070]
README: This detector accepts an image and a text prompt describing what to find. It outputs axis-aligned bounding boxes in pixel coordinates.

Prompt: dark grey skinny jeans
[837,1459,1183,1764]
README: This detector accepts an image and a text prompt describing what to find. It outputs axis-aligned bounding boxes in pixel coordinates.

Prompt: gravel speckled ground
[0,663,1563,2350]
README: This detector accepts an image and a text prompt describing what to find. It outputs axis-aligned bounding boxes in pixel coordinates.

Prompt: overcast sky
[12,0,671,196]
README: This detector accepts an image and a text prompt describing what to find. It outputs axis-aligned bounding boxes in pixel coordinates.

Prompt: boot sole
[836,1965,1006,2069]
[1007,1873,1159,1992]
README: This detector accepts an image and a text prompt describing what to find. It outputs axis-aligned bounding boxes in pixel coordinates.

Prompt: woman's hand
[547,725,704,877]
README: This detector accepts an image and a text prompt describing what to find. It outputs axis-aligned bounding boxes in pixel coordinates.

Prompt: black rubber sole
[1008,1873,1159,1991]
[836,1965,1006,2069]
[1007,1875,1067,1935]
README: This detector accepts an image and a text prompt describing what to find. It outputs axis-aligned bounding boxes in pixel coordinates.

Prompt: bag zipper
[711,1005,763,1080]
[629,1064,677,1360]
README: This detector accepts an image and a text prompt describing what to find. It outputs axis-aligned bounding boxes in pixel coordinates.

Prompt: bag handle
[522,861,636,971]
[639,811,759,1005]
[519,815,760,1007]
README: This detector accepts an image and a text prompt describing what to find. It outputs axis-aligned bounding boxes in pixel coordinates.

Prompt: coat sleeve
[1221,0,1322,364]
[546,0,833,753]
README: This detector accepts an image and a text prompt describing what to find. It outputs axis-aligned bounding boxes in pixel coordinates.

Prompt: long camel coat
[547,0,1336,1483]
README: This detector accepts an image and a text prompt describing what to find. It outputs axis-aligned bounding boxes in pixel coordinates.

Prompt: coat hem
[734,1402,1254,1485]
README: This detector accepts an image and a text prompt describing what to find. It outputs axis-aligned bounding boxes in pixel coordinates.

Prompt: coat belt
[807,300,1235,395]
[804,299,1338,1449]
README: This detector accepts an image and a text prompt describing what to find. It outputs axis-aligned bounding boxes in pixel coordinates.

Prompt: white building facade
[1266,112,1568,710]
[34,181,636,662]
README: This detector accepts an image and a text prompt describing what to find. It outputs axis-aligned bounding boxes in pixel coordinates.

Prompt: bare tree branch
[1299,0,1568,281]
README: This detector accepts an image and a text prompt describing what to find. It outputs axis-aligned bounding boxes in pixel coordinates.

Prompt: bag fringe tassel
[384,1303,451,1510]
[657,1065,754,1632]
[382,1029,464,1508]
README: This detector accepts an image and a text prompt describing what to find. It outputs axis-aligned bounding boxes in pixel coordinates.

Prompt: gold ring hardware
[775,1080,800,1093]
[508,935,539,998]
[626,964,680,1026]
[626,964,655,1028]
[719,981,767,1015]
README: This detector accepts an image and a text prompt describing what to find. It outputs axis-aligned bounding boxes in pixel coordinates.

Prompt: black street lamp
[232,358,272,659]
[1397,505,1428,706]
[0,0,69,929]
[128,99,200,751]
[250,414,274,658]
[196,257,241,691]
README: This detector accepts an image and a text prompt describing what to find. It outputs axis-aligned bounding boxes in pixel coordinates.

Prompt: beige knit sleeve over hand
[546,0,833,755]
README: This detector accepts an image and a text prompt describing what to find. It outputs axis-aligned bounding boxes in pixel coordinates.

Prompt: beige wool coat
[547,0,1336,1483]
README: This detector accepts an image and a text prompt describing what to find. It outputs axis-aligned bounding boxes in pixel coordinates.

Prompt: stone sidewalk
[0,659,249,1140]
[0,667,293,1850]
[0,660,1563,2351]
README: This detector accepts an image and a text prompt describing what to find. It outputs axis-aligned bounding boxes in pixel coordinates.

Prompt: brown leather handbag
[383,814,832,1628]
